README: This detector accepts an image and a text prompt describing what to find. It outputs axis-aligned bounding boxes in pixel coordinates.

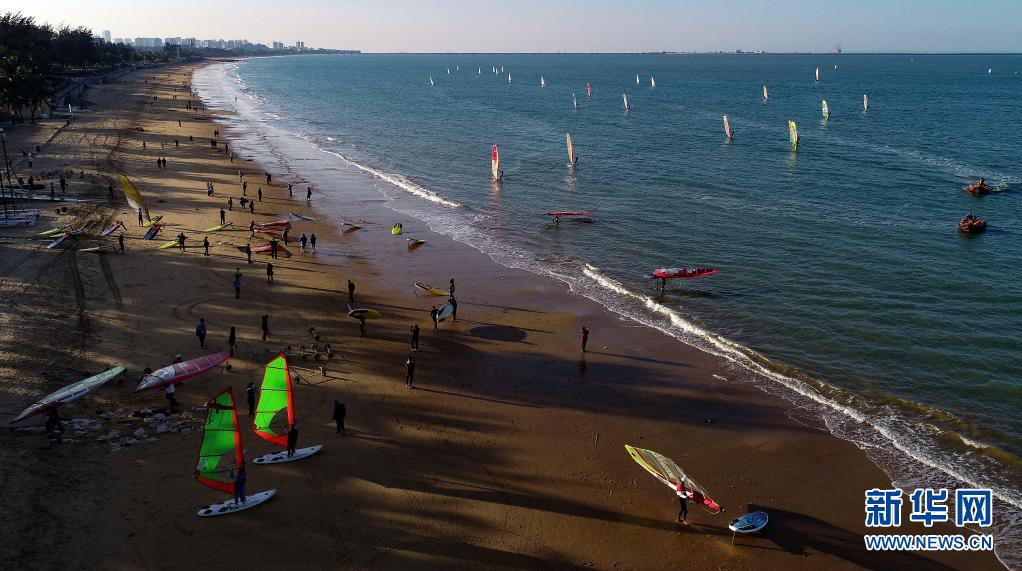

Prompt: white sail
[566,133,576,167]
[763,84,768,99]
[815,67,820,82]
[822,100,830,120]
[540,76,545,87]
[478,67,481,74]
[447,68,450,75]
[500,66,504,73]
[429,76,435,87]
[623,93,630,111]
[491,145,502,182]
[572,93,578,111]
[723,115,733,140]
[863,93,869,111]
[636,74,640,85]
[508,72,512,83]
[650,76,656,88]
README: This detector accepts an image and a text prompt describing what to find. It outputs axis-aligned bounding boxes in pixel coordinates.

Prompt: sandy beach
[0,62,1003,570]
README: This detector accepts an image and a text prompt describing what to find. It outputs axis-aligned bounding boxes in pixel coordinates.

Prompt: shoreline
[0,61,1005,569]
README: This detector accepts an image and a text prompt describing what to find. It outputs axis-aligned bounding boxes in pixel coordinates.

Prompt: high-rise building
[272,41,284,50]
[295,41,305,50]
[102,30,112,43]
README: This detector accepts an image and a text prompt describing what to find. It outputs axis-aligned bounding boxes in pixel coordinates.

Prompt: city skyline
[11,0,1022,53]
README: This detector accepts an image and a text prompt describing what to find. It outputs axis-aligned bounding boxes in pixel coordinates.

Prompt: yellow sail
[119,175,150,221]
[788,120,799,151]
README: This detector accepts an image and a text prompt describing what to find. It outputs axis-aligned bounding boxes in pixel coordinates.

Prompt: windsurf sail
[477,67,481,74]
[119,175,150,221]
[194,387,244,494]
[625,444,723,513]
[788,120,799,151]
[446,68,450,75]
[822,100,830,120]
[863,93,869,111]
[586,82,592,99]
[491,145,502,182]
[723,115,733,140]
[572,93,578,111]
[651,76,656,88]
[12,366,125,423]
[636,74,640,85]
[566,133,576,167]
[508,72,512,83]
[136,351,230,392]
[815,67,820,82]
[763,84,768,99]
[540,76,545,87]
[623,93,630,112]
[428,76,435,87]
[252,355,294,446]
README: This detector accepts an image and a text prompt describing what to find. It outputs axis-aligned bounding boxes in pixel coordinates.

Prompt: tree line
[0,12,154,122]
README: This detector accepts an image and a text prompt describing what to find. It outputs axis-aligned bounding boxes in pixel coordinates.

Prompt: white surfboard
[197,489,276,517]
[253,445,323,465]
[436,303,455,322]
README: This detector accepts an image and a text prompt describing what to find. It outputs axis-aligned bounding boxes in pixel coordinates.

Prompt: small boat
[508,72,512,83]
[729,511,769,544]
[572,93,578,111]
[967,182,990,196]
[959,214,987,234]
[636,74,640,85]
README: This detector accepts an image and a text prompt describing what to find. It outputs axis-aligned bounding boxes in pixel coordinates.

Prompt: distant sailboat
[815,67,820,82]
[822,100,830,120]
[572,93,578,111]
[566,133,577,167]
[500,66,504,73]
[491,145,503,182]
[540,76,545,87]
[478,67,481,74]
[789,120,799,151]
[429,76,435,87]
[447,68,450,75]
[623,93,630,112]
[723,115,733,140]
[636,74,640,85]
[456,65,459,71]
[508,72,512,83]
[988,68,992,75]
[586,82,592,99]
[650,76,656,88]
[863,93,869,111]
[763,84,769,99]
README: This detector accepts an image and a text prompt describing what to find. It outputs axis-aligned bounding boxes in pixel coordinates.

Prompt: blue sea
[194,53,1022,565]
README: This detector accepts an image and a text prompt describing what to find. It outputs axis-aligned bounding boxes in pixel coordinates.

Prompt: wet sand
[0,62,1002,570]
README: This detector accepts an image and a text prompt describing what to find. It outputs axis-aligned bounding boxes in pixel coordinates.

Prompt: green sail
[252,355,294,447]
[194,388,243,494]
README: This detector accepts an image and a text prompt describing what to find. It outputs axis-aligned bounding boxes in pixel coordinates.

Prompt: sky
[11,0,1022,53]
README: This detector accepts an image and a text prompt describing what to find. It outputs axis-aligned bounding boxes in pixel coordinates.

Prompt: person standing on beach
[430,306,439,331]
[203,236,210,256]
[45,409,64,435]
[245,244,252,264]
[332,401,346,435]
[249,200,255,214]
[282,228,289,246]
[117,233,125,254]
[676,481,689,525]
[299,233,308,252]
[266,263,274,284]
[165,382,178,410]
[246,382,256,416]
[286,423,298,458]
[228,197,233,211]
[310,234,317,252]
[358,316,367,337]
[405,357,415,389]
[261,314,269,342]
[306,186,312,204]
[258,187,262,202]
[196,318,207,348]
[265,172,272,185]
[347,280,356,302]
[449,278,456,297]
[410,324,420,351]
[580,326,590,353]
[270,238,279,259]
[288,183,293,197]
[228,326,237,356]
[137,208,144,226]
[220,209,226,225]
[231,467,247,505]
[233,269,242,299]
[449,297,458,322]
[177,232,186,251]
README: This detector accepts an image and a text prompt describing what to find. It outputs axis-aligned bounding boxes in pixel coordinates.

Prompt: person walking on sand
[233,269,242,298]
[310,234,317,252]
[347,280,356,302]
[203,236,210,256]
[117,233,125,254]
[246,382,256,416]
[358,315,367,337]
[449,278,456,297]
[245,244,252,264]
[165,382,178,410]
[449,297,458,322]
[299,233,308,253]
[405,357,415,389]
[286,423,298,458]
[288,183,293,198]
[177,232,186,251]
[431,306,439,331]
[282,228,289,246]
[265,172,272,185]
[258,187,262,202]
[228,326,237,356]
[332,401,346,435]
[306,186,312,204]
[249,200,255,214]
[270,238,279,259]
[137,208,144,226]
[220,208,226,225]
[231,467,247,505]
[410,324,420,351]
[580,325,590,353]
[261,314,270,342]
[676,481,689,525]
[266,263,274,284]
[228,196,233,211]
[195,318,207,348]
